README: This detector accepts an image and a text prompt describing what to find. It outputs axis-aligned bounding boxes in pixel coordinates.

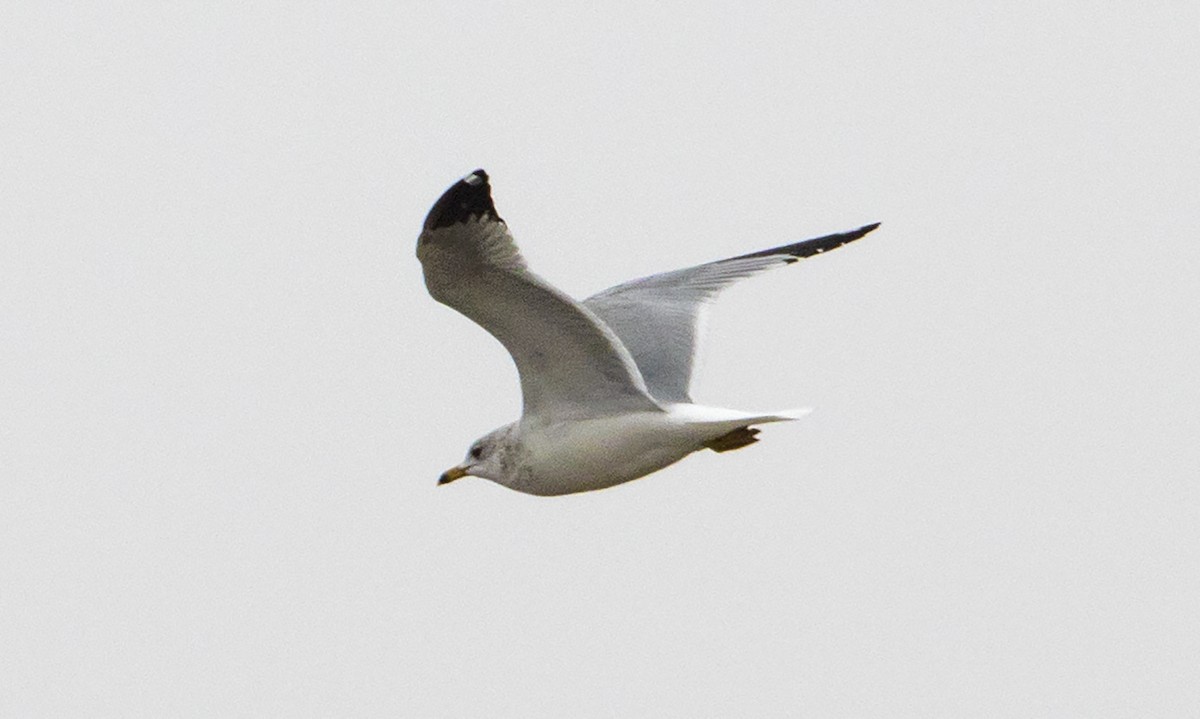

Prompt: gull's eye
[470,446,483,460]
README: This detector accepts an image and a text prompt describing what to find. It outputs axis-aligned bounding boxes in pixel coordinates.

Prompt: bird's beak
[438,465,470,485]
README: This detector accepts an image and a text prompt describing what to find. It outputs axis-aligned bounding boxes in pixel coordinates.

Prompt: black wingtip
[788,222,880,258]
[423,169,503,230]
[735,221,881,262]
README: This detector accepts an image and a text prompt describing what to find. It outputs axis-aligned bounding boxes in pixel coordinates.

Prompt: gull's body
[489,405,808,496]
[417,170,876,496]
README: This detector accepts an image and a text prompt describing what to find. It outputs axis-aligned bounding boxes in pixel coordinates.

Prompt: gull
[418,169,877,496]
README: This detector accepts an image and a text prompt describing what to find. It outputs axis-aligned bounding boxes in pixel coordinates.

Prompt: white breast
[511,411,705,495]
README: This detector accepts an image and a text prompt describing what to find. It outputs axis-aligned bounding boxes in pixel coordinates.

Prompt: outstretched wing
[583,224,879,403]
[417,170,660,422]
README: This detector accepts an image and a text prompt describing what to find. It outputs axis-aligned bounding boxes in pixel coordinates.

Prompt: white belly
[510,411,707,496]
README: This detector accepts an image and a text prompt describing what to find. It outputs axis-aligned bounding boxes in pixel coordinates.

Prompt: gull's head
[438,424,515,487]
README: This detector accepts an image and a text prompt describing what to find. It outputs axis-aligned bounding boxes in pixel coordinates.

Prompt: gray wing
[418,170,660,422]
[583,223,879,403]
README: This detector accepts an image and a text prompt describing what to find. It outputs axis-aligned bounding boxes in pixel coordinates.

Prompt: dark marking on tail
[703,426,761,453]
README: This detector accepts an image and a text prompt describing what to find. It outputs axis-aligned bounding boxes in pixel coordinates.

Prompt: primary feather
[583,224,879,402]
[417,170,659,422]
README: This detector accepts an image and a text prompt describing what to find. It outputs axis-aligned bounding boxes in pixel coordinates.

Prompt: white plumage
[418,169,876,496]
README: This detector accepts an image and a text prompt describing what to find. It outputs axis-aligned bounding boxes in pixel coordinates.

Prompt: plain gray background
[3,2,1197,716]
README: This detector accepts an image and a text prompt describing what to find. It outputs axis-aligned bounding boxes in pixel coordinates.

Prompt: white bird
[418,169,877,496]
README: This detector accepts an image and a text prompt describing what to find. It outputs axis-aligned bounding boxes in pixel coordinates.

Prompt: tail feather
[748,407,812,423]
[698,407,811,453]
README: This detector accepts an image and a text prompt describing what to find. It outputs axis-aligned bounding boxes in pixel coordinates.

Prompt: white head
[437,423,517,487]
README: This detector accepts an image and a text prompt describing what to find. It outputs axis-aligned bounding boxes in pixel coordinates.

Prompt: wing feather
[418,171,659,422]
[584,224,879,403]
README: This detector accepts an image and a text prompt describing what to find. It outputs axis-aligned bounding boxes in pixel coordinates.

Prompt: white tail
[694,407,812,453]
[666,403,812,426]
[754,407,812,423]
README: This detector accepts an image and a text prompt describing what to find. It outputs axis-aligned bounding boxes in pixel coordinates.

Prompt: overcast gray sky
[3,2,1198,716]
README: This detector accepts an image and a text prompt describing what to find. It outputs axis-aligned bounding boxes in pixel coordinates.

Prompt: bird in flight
[418,169,877,496]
